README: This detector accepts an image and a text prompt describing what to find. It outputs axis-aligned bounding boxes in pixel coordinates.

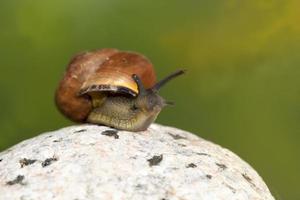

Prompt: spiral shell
[79,51,156,96]
[55,49,156,122]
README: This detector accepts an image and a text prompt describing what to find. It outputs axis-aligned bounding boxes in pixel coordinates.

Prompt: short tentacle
[132,74,147,96]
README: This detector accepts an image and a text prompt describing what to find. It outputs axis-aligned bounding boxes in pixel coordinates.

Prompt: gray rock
[0,124,274,200]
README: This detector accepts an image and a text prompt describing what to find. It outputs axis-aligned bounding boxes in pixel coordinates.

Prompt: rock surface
[0,124,274,200]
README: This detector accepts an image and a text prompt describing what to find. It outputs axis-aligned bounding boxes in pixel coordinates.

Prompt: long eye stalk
[152,69,185,92]
[132,69,185,95]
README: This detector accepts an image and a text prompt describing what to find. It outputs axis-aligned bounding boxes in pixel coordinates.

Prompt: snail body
[55,49,184,131]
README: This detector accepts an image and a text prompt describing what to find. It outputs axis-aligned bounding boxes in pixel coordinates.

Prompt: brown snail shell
[79,51,156,96]
[55,48,156,122]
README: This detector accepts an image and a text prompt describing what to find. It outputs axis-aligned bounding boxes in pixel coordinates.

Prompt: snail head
[132,70,185,114]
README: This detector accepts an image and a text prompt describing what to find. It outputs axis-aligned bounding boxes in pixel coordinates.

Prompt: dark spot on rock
[102,130,119,139]
[32,149,40,154]
[159,138,166,143]
[0,158,2,162]
[135,184,144,189]
[196,152,211,157]
[216,163,227,170]
[20,143,27,148]
[242,173,252,182]
[74,129,87,133]
[186,163,197,168]
[242,173,257,188]
[46,135,53,138]
[206,174,212,179]
[147,154,163,166]
[19,158,37,168]
[42,157,58,167]
[168,132,186,140]
[177,143,186,147]
[223,182,236,193]
[6,175,25,185]
[53,138,62,143]
[129,156,137,159]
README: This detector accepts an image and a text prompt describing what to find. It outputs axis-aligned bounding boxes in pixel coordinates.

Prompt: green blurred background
[0,0,299,199]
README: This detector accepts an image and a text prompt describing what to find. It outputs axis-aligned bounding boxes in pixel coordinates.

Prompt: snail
[55,48,184,131]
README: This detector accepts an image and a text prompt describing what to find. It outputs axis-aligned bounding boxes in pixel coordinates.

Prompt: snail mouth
[78,84,137,97]
[148,99,172,114]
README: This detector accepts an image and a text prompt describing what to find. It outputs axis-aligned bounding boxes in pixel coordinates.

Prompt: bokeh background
[0,0,299,199]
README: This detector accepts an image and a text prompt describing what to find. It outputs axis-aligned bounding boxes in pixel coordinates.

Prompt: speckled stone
[0,124,274,200]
